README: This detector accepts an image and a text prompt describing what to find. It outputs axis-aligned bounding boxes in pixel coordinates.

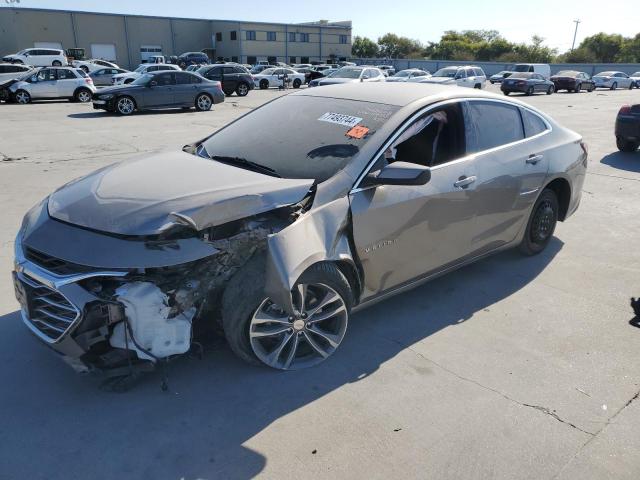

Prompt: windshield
[509,72,532,79]
[16,50,27,55]
[332,68,363,79]
[260,68,276,75]
[134,65,147,73]
[556,70,577,77]
[433,68,458,78]
[514,65,532,72]
[201,96,398,182]
[131,74,153,85]
[596,71,615,76]
[394,71,411,77]
[633,72,640,77]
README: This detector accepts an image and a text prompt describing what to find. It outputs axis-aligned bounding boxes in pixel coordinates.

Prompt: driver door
[31,68,57,98]
[142,72,176,108]
[349,101,479,298]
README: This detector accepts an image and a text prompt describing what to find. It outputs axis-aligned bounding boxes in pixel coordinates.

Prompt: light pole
[571,19,581,51]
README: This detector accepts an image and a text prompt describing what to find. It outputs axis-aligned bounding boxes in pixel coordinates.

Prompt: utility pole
[571,19,581,51]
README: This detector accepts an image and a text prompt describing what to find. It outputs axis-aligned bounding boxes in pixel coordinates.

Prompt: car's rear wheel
[259,79,269,89]
[574,83,581,92]
[195,93,212,111]
[611,82,617,90]
[222,259,353,370]
[236,82,249,96]
[14,89,31,104]
[588,84,594,92]
[526,86,534,96]
[546,85,554,95]
[503,91,510,96]
[292,78,302,88]
[617,136,640,152]
[115,96,135,115]
[629,82,634,90]
[519,189,559,256]
[75,88,92,103]
[52,60,62,66]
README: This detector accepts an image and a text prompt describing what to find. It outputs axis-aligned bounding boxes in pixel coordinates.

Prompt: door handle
[454,176,477,188]
[527,154,544,164]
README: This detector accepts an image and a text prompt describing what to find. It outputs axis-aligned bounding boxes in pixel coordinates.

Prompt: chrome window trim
[350,97,553,194]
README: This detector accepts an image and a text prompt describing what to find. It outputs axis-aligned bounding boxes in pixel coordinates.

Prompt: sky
[4,0,638,53]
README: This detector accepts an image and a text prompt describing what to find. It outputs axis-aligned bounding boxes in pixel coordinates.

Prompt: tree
[578,33,624,63]
[617,34,640,62]
[377,33,423,58]
[556,47,597,63]
[351,36,379,58]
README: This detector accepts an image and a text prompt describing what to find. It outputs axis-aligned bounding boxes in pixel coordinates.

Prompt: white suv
[2,48,67,67]
[415,65,487,89]
[111,63,180,85]
[8,67,96,104]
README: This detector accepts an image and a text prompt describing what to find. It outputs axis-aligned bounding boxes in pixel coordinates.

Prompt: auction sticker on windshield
[318,112,363,128]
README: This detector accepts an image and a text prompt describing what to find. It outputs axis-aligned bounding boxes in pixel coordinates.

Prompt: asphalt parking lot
[1,83,639,480]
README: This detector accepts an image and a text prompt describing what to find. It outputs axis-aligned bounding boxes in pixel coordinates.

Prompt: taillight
[619,105,632,115]
[85,78,93,83]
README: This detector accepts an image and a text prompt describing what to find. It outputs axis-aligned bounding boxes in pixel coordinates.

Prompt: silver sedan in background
[89,67,129,86]
[592,71,635,90]
[386,68,431,82]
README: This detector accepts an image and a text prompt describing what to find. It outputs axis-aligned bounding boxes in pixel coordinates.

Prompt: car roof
[290,82,511,107]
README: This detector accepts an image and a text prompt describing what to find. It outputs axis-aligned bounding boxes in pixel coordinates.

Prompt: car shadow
[0,239,562,479]
[68,108,199,119]
[601,151,640,173]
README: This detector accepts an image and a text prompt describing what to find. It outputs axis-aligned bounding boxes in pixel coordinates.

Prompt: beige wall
[73,13,129,66]
[0,9,75,55]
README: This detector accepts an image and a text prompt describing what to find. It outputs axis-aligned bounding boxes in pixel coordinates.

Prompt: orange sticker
[346,125,370,139]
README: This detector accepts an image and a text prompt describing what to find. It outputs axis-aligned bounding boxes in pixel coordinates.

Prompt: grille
[25,247,95,276]
[19,274,79,341]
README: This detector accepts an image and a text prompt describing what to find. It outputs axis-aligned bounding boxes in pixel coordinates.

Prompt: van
[512,63,551,79]
[2,48,67,67]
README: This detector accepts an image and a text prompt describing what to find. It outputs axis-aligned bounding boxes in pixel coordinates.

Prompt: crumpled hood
[419,77,455,85]
[48,151,314,236]
[318,78,359,85]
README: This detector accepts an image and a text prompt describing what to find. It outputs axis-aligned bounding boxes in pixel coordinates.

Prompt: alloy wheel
[249,283,348,370]
[197,94,212,110]
[237,83,249,96]
[77,90,91,102]
[116,97,134,115]
[15,91,30,104]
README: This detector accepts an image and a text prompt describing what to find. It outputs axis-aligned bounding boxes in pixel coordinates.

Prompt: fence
[353,58,640,76]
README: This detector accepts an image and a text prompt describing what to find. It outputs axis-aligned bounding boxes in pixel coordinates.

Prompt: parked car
[293,63,313,69]
[197,64,254,96]
[592,71,635,90]
[2,48,67,67]
[8,67,96,104]
[253,67,305,89]
[386,69,430,82]
[417,66,486,89]
[550,70,595,93]
[185,64,203,72]
[146,55,166,64]
[631,72,640,88]
[313,65,339,74]
[489,71,512,84]
[615,104,640,152]
[92,70,224,115]
[501,72,555,96]
[0,63,33,82]
[12,83,586,379]
[376,65,396,76]
[177,52,210,69]
[72,59,119,73]
[89,67,129,87]
[512,63,551,79]
[0,68,34,102]
[294,67,325,84]
[112,64,181,85]
[309,66,385,87]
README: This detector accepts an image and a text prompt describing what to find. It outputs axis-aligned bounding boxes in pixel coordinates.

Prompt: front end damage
[13,199,319,382]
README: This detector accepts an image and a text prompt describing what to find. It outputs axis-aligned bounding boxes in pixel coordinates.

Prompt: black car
[550,70,595,93]
[177,52,210,69]
[295,67,325,84]
[615,104,640,152]
[196,64,254,96]
[92,70,225,115]
[501,72,555,96]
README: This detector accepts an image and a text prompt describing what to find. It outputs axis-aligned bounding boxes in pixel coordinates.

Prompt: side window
[521,108,548,138]
[465,68,475,77]
[465,101,525,153]
[475,68,484,76]
[387,102,466,168]
[175,72,192,84]
[456,69,466,79]
[222,67,236,75]
[57,69,76,80]
[154,72,175,85]
[37,69,55,81]
[147,66,158,72]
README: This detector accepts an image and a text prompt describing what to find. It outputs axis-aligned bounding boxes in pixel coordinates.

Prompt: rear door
[55,69,78,97]
[174,72,198,105]
[463,100,549,255]
[222,66,239,92]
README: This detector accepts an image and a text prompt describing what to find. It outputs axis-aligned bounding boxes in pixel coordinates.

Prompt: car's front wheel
[195,93,212,111]
[292,78,302,88]
[222,258,353,370]
[259,79,269,89]
[611,82,618,90]
[526,86,534,96]
[546,85,554,95]
[519,189,559,256]
[115,96,136,115]
[14,89,31,104]
[236,82,250,96]
[617,136,640,152]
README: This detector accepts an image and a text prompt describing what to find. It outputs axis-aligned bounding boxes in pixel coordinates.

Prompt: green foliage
[377,33,424,58]
[351,36,379,58]
[578,33,624,63]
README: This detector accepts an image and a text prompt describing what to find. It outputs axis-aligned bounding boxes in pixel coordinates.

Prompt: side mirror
[367,161,431,186]
[361,75,369,81]
[148,80,158,87]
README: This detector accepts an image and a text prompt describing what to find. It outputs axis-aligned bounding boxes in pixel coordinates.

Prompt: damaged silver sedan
[13,83,587,382]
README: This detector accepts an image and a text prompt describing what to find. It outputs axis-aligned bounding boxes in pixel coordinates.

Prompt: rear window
[201,96,399,182]
[465,101,525,153]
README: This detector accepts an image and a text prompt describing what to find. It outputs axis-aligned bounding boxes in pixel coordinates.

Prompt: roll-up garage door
[91,44,117,62]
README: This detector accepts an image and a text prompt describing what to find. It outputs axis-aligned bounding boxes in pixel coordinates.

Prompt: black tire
[629,82,634,90]
[52,60,62,66]
[546,85,554,95]
[503,91,510,96]
[222,258,353,367]
[292,78,302,89]
[236,82,250,96]
[14,89,31,104]
[115,96,136,115]
[588,84,594,92]
[611,82,617,90]
[259,79,269,90]
[74,88,92,103]
[617,136,640,153]
[574,83,581,93]
[195,93,213,111]
[490,80,495,84]
[519,189,559,256]
[526,86,534,96]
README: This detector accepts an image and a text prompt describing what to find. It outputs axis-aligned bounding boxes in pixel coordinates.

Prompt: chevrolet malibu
[13,84,586,385]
